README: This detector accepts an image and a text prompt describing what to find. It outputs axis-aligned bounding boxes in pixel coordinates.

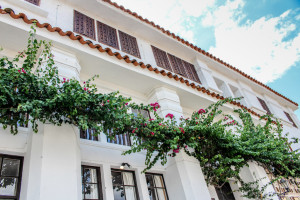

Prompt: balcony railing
[107,130,131,146]
[80,128,98,141]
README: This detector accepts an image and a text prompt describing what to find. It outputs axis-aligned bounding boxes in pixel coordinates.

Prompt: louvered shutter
[182,60,201,84]
[97,21,119,49]
[257,97,271,114]
[151,46,172,71]
[167,53,188,77]
[119,31,140,58]
[25,0,40,5]
[284,111,297,127]
[73,10,95,40]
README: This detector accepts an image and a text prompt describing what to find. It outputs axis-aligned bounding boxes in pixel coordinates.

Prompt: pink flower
[179,127,185,133]
[148,119,154,121]
[150,132,155,136]
[107,100,110,103]
[144,123,147,126]
[198,109,206,114]
[159,123,162,126]
[165,113,174,119]
[83,81,86,84]
[125,103,128,106]
[150,102,160,111]
[173,148,180,153]
[132,129,136,133]
[18,70,21,73]
[196,122,199,124]
[84,88,87,91]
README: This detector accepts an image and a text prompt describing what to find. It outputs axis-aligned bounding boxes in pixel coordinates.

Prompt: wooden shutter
[167,53,188,77]
[73,10,95,40]
[284,111,297,127]
[119,31,140,58]
[97,21,119,49]
[182,60,201,84]
[257,97,271,114]
[151,46,172,71]
[25,0,40,6]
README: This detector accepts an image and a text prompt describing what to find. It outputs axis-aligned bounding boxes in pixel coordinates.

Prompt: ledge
[3,0,48,18]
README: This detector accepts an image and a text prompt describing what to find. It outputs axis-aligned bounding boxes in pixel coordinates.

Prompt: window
[74,10,95,40]
[80,129,98,141]
[97,21,119,49]
[107,129,131,146]
[119,31,140,58]
[111,169,139,200]
[151,46,172,71]
[131,109,150,119]
[82,165,103,200]
[257,97,271,115]
[25,0,40,6]
[145,173,168,200]
[151,46,201,83]
[284,111,297,128]
[215,182,235,200]
[0,154,23,200]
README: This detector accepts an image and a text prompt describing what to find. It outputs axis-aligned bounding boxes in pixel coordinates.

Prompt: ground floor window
[215,182,236,200]
[145,173,168,200]
[82,165,102,200]
[111,169,139,200]
[0,154,23,200]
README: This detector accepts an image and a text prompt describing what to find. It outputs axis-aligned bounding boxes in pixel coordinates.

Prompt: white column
[135,167,151,200]
[147,87,212,200]
[194,59,222,94]
[101,163,114,200]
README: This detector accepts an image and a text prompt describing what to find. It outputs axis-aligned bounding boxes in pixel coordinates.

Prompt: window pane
[156,188,168,200]
[154,175,164,188]
[125,186,137,200]
[83,168,98,183]
[122,172,134,185]
[112,171,122,185]
[1,158,20,177]
[0,177,17,196]
[113,185,125,200]
[148,188,157,200]
[146,174,155,187]
[83,184,99,199]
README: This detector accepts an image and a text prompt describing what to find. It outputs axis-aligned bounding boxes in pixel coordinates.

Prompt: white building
[0,0,299,200]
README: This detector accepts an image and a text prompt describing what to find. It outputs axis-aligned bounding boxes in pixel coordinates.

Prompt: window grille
[151,46,172,71]
[25,0,40,6]
[119,31,140,58]
[167,53,188,77]
[74,10,95,40]
[182,60,201,84]
[257,97,271,115]
[97,21,119,49]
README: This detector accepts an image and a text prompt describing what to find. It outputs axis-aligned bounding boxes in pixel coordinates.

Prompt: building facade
[0,0,299,200]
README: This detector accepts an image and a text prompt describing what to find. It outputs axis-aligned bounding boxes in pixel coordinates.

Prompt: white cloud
[112,0,300,83]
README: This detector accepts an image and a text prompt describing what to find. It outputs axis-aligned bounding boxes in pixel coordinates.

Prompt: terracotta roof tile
[101,0,297,106]
[0,8,295,120]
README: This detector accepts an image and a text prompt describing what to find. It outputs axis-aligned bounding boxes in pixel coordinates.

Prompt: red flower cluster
[165,113,174,119]
[150,132,155,136]
[17,68,26,74]
[132,128,138,133]
[150,102,160,111]
[173,146,180,154]
[227,120,237,125]
[62,77,69,84]
[179,127,185,133]
[148,118,154,121]
[198,109,206,114]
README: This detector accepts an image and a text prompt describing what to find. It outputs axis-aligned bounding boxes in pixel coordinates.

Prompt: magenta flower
[150,132,155,136]
[198,109,206,114]
[84,88,87,91]
[148,119,154,121]
[165,113,174,119]
[179,127,185,133]
[107,100,110,103]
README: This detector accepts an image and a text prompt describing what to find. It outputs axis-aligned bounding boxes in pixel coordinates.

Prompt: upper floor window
[146,173,169,200]
[80,129,98,141]
[257,97,271,115]
[74,10,96,40]
[151,46,201,84]
[119,31,141,58]
[111,169,139,200]
[284,111,297,128]
[0,154,23,200]
[25,0,40,6]
[131,109,150,119]
[82,165,103,200]
[97,21,119,49]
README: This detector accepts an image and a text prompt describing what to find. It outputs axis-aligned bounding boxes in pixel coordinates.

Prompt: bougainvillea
[1,26,299,199]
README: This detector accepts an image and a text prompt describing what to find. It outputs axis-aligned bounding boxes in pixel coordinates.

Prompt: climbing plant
[0,25,299,199]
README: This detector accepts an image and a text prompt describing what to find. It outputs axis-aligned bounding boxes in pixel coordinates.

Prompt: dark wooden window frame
[151,46,172,71]
[97,21,119,50]
[0,154,23,200]
[145,173,169,200]
[257,97,271,115]
[284,111,297,128]
[25,0,40,6]
[118,31,141,58]
[111,169,140,200]
[81,165,103,200]
[73,10,96,40]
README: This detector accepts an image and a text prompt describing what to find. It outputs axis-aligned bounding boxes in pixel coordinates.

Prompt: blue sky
[113,0,300,119]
